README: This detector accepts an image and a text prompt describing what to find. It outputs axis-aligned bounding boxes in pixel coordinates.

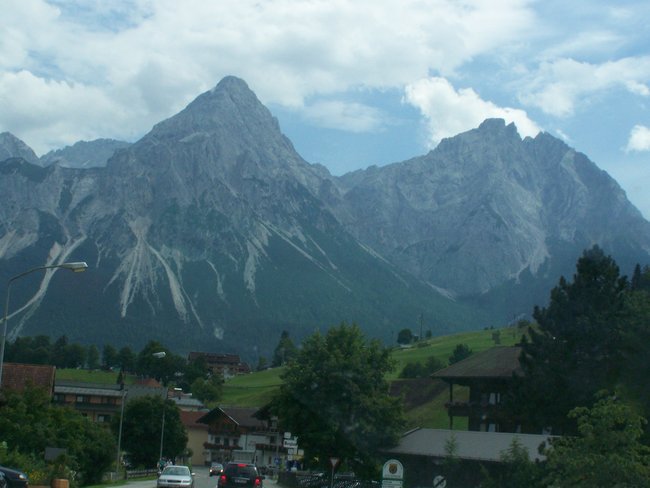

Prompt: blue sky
[1,0,649,216]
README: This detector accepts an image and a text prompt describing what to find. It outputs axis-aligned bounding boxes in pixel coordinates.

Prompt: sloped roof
[432,346,522,380]
[2,362,56,393]
[198,406,266,428]
[180,410,210,430]
[385,428,553,462]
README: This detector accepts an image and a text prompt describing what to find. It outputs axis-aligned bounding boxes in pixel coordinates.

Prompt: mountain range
[1,76,649,360]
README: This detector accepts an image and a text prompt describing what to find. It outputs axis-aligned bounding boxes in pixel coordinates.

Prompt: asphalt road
[124,466,279,488]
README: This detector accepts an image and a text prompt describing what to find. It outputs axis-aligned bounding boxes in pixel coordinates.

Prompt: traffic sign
[433,475,446,488]
[329,457,340,469]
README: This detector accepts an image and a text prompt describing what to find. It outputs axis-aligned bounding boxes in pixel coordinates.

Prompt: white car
[157,465,194,488]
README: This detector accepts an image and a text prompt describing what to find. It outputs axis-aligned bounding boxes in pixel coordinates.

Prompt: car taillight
[220,474,227,485]
[254,477,261,487]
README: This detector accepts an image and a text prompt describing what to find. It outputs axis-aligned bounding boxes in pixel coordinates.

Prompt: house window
[76,395,86,403]
[224,439,229,447]
[214,437,221,445]
[97,414,110,423]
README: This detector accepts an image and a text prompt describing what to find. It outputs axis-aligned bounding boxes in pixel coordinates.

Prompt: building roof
[385,428,553,462]
[1,362,56,393]
[55,384,124,397]
[198,406,267,429]
[170,395,205,409]
[432,346,523,380]
[54,380,165,401]
[180,410,210,430]
[188,352,242,364]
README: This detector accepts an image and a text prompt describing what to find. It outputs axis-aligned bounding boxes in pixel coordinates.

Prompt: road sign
[433,475,446,488]
[382,459,404,480]
[381,480,403,488]
[284,432,292,439]
[283,438,298,448]
[329,457,340,469]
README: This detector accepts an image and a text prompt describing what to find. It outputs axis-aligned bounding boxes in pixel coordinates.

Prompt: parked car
[157,465,194,488]
[0,471,6,488]
[0,467,28,488]
[209,462,224,477]
[218,463,264,488]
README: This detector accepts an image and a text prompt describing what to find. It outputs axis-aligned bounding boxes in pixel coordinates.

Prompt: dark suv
[218,463,263,488]
[0,467,28,488]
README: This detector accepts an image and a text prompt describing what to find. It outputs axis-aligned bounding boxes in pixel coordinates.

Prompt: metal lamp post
[115,388,128,479]
[154,351,168,463]
[0,261,88,388]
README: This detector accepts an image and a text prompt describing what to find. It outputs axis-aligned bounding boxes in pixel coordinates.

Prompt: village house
[198,406,285,468]
[432,346,522,432]
[187,352,251,379]
[52,380,167,424]
[384,428,554,487]
[1,362,56,394]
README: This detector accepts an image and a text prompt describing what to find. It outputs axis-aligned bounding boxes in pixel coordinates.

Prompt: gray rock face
[0,77,477,357]
[1,77,649,357]
[40,139,131,168]
[0,132,39,165]
[334,119,650,298]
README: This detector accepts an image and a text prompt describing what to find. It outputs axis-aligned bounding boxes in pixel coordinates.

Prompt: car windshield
[162,467,189,476]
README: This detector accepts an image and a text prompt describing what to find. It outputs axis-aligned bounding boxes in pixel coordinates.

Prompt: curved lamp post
[155,351,168,462]
[0,261,88,388]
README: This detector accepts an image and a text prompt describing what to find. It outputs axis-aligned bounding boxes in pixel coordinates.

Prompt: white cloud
[404,77,541,147]
[626,125,650,152]
[302,101,386,133]
[520,57,650,117]
[0,0,536,152]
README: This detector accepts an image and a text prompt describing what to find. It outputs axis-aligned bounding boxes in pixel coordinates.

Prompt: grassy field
[215,325,522,427]
[388,325,521,380]
[58,325,523,429]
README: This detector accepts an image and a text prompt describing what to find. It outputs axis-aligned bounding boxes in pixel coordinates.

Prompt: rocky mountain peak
[145,75,283,144]
[0,132,39,165]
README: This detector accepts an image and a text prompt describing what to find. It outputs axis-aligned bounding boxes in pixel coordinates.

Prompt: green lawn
[220,366,284,407]
[57,325,524,429]
[55,368,135,384]
[388,325,521,380]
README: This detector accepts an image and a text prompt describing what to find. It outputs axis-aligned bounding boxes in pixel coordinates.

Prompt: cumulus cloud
[520,57,650,117]
[0,0,536,152]
[404,77,541,147]
[626,125,650,152]
[301,101,386,133]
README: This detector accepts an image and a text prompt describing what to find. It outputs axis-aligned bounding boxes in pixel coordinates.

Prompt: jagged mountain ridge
[335,119,650,301]
[1,76,649,358]
[0,77,480,358]
[40,139,132,168]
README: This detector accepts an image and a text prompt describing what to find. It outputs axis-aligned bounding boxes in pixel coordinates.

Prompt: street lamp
[153,351,167,463]
[115,387,128,479]
[0,261,88,388]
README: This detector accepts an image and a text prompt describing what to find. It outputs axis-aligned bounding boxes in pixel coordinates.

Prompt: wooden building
[432,346,522,432]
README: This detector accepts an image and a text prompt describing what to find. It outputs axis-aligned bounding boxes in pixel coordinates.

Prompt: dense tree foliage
[190,375,223,404]
[112,395,187,468]
[272,323,404,478]
[399,356,444,378]
[543,395,650,486]
[271,330,298,367]
[510,246,632,434]
[505,246,650,442]
[448,343,472,365]
[396,328,413,345]
[0,386,115,484]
